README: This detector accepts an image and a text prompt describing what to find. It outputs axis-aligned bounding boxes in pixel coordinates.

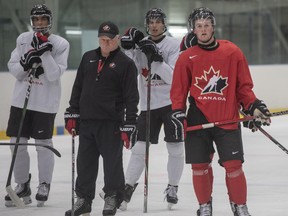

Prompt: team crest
[141,68,161,82]
[102,25,110,31]
[109,62,116,68]
[194,66,228,95]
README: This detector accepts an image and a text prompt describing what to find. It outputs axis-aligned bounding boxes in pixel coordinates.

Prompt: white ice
[1,116,288,216]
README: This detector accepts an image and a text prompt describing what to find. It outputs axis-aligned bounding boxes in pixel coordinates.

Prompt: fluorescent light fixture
[168,26,188,38]
[66,30,82,35]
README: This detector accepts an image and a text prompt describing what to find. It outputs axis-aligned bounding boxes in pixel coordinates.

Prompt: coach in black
[64,21,139,216]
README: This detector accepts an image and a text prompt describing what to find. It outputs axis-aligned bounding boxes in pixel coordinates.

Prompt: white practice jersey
[8,32,70,113]
[124,36,180,111]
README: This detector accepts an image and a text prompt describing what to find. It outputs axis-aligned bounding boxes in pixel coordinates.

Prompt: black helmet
[188,7,216,31]
[30,4,52,34]
[145,8,167,35]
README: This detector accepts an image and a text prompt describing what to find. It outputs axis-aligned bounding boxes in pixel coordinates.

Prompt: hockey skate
[103,194,118,216]
[5,173,32,207]
[230,202,251,216]
[119,183,138,211]
[65,197,91,216]
[35,182,50,207]
[197,198,213,216]
[164,184,178,210]
[99,183,138,211]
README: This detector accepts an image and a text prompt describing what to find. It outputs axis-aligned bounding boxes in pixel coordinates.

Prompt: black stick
[0,142,61,157]
[144,57,152,213]
[240,110,288,155]
[71,129,76,216]
[6,64,38,208]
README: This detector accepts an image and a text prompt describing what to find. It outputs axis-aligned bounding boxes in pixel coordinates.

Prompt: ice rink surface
[0,116,288,216]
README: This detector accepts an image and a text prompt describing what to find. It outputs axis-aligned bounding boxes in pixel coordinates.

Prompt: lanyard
[96,58,105,81]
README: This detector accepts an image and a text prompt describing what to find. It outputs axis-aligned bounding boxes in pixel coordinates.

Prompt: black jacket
[68,47,139,123]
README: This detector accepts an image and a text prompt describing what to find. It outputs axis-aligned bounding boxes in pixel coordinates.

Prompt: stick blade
[6,185,25,208]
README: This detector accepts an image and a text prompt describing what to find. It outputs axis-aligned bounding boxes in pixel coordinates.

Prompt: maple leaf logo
[194,66,228,95]
[141,68,149,78]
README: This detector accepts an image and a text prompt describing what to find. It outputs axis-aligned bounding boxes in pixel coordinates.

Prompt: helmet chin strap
[146,27,167,38]
[197,31,214,44]
[198,35,213,44]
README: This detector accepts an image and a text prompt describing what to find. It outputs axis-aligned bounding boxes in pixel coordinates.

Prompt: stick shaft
[5,65,38,208]
[144,59,152,213]
[187,110,288,132]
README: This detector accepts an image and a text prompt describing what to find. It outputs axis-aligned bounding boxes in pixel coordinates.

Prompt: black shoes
[65,198,91,216]
[164,184,179,210]
[35,182,50,207]
[102,195,118,216]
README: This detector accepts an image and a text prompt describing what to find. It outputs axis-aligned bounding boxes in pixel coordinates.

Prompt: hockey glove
[31,32,53,56]
[120,124,138,149]
[20,49,42,71]
[64,109,80,135]
[180,32,197,51]
[121,27,144,50]
[242,109,258,132]
[245,99,271,131]
[167,110,187,142]
[138,39,163,63]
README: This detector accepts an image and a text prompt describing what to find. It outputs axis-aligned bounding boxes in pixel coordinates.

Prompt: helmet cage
[188,7,216,31]
[30,4,52,34]
[145,8,167,35]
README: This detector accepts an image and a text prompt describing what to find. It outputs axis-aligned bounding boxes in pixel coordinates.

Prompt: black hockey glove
[64,109,80,135]
[242,109,258,132]
[120,124,138,150]
[20,49,42,71]
[138,39,163,63]
[243,99,271,132]
[166,110,187,142]
[31,32,53,56]
[180,32,197,51]
[121,27,144,50]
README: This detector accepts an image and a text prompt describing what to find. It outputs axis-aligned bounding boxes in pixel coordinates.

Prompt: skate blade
[167,202,174,210]
[119,201,127,211]
[81,213,91,216]
[37,201,45,207]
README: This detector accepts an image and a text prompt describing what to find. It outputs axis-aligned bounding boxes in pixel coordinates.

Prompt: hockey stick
[0,142,61,157]
[240,110,288,155]
[6,64,38,208]
[144,57,152,213]
[71,129,76,216]
[256,128,288,154]
[186,110,288,132]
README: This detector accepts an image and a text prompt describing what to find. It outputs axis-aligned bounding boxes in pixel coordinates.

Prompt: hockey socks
[223,160,247,204]
[192,163,213,204]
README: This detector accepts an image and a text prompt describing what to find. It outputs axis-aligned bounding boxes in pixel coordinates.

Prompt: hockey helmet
[188,7,216,31]
[30,4,52,34]
[145,8,167,34]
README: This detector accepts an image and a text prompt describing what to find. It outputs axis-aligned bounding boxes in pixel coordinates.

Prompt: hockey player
[120,8,184,210]
[64,21,139,216]
[180,30,197,52]
[170,7,271,216]
[5,4,69,207]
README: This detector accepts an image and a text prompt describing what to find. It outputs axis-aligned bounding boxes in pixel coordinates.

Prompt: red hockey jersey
[171,40,256,129]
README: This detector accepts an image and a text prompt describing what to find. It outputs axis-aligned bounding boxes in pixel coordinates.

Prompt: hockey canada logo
[141,68,161,81]
[194,66,228,95]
